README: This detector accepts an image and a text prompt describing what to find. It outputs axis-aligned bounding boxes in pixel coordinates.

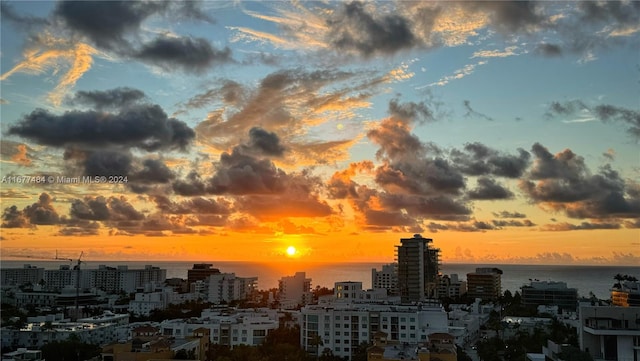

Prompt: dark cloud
[578,1,640,28]
[84,150,132,176]
[55,1,223,73]
[66,87,146,110]
[327,1,415,58]
[427,222,449,233]
[388,98,436,124]
[375,159,465,195]
[542,221,621,231]
[546,100,588,117]
[466,1,545,33]
[208,150,289,195]
[547,101,640,139]
[379,193,472,220]
[1,206,30,228]
[238,127,286,157]
[237,194,333,221]
[134,36,232,73]
[8,105,195,151]
[70,196,144,223]
[368,117,426,161]
[463,100,493,121]
[521,143,640,221]
[70,197,110,221]
[130,159,175,184]
[592,105,640,139]
[450,143,531,178]
[1,193,60,228]
[467,177,514,200]
[173,1,215,24]
[152,195,231,215]
[448,221,496,233]
[55,0,164,50]
[492,219,535,227]
[25,193,60,225]
[535,43,562,57]
[58,221,100,236]
[363,209,417,228]
[172,171,207,196]
[493,210,527,219]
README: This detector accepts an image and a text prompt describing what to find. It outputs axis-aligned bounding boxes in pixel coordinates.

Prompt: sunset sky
[1,1,639,265]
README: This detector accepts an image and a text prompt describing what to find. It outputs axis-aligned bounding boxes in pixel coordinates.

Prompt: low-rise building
[521,281,578,311]
[129,290,173,316]
[437,274,467,299]
[579,305,640,361]
[1,318,123,349]
[160,307,279,348]
[611,281,640,307]
[501,316,554,339]
[1,348,44,361]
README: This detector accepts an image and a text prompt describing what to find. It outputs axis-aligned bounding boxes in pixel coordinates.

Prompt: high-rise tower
[396,234,440,303]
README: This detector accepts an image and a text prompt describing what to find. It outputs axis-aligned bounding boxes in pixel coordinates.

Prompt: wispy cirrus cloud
[0,36,102,106]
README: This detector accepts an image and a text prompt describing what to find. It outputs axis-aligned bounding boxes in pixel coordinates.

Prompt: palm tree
[614,273,624,287]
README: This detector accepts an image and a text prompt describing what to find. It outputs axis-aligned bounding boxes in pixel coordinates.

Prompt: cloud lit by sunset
[1,1,638,266]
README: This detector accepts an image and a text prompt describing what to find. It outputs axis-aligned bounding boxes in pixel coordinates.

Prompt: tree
[40,337,101,361]
[614,273,624,287]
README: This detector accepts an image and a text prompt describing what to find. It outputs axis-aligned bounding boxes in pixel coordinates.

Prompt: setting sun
[286,246,297,257]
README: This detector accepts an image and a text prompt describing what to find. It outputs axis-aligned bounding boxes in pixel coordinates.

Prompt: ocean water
[2,260,638,300]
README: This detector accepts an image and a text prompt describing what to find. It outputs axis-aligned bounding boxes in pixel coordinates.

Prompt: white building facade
[579,305,640,361]
[160,308,279,348]
[371,263,398,295]
[278,272,312,309]
[301,303,448,360]
[206,273,257,304]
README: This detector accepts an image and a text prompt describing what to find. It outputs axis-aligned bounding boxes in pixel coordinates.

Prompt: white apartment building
[206,273,257,304]
[160,308,279,348]
[91,265,167,293]
[1,265,44,287]
[42,265,91,291]
[278,272,312,309]
[447,306,480,346]
[333,281,391,304]
[579,305,640,361]
[129,291,173,316]
[301,303,448,360]
[371,263,398,295]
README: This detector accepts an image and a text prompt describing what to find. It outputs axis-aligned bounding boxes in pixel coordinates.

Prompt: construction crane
[8,251,85,321]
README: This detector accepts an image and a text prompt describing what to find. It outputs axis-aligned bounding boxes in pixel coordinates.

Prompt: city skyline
[1,1,639,265]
